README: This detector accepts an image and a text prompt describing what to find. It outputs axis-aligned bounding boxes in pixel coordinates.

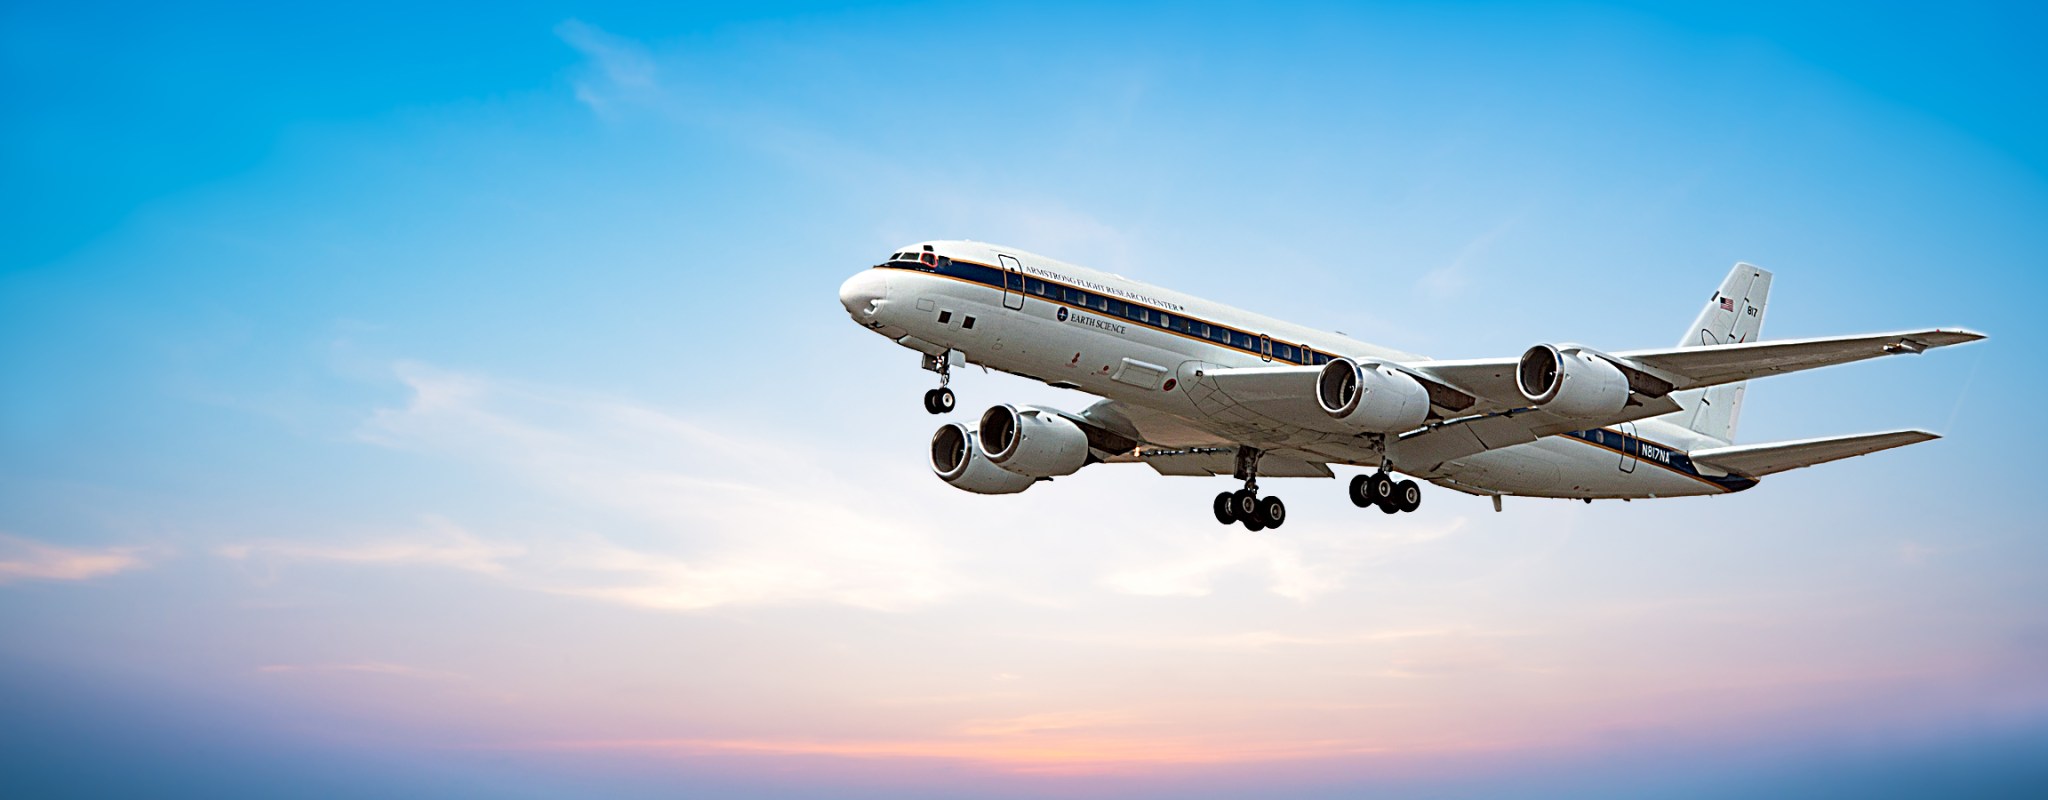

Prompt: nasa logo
[1056,307,1068,322]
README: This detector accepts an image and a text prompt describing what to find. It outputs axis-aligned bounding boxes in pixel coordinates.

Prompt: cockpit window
[879,248,948,271]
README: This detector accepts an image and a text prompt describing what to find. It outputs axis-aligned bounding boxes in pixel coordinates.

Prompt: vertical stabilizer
[1665,263,1771,443]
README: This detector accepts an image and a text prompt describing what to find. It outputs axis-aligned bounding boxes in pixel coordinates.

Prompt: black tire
[1213,492,1236,524]
[1348,475,1370,507]
[922,389,940,414]
[1243,514,1266,532]
[1370,473,1396,506]
[1396,480,1421,513]
[1233,489,1259,519]
[936,387,956,412]
[1259,496,1286,528]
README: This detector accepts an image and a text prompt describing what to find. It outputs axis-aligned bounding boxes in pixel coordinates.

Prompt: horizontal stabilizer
[1690,430,1938,478]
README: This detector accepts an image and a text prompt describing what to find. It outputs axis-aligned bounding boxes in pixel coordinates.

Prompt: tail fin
[1665,263,1772,443]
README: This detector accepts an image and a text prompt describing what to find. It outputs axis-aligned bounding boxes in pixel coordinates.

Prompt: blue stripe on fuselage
[1560,428,1758,492]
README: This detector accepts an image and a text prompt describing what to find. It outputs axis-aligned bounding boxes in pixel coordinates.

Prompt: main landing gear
[920,350,957,415]
[1350,470,1421,514]
[1213,446,1286,530]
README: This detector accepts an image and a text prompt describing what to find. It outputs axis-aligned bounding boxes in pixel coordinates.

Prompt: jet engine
[1314,358,1431,433]
[1516,344,1630,418]
[976,404,1090,478]
[930,423,1035,494]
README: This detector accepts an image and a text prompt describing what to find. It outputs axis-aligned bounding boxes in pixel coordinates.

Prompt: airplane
[837,241,1984,529]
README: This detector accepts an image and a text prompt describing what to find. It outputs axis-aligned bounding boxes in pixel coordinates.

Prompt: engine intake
[1516,344,1630,418]
[1314,358,1430,432]
[930,423,1034,495]
[977,404,1090,478]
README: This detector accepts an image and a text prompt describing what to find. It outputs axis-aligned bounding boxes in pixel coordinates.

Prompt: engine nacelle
[977,404,1090,478]
[930,423,1035,495]
[1315,358,1431,433]
[1516,344,1630,418]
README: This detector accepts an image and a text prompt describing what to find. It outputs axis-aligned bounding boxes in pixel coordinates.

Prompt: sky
[3,1,2046,797]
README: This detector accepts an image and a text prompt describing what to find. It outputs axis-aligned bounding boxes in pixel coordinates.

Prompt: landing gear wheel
[1258,496,1287,529]
[1348,475,1371,508]
[1232,489,1260,519]
[1213,492,1237,525]
[1396,479,1422,513]
[921,389,940,414]
[1242,514,1267,532]
[1368,473,1396,508]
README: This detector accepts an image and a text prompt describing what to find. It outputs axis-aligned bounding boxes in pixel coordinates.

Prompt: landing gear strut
[1213,446,1286,530]
[920,351,957,415]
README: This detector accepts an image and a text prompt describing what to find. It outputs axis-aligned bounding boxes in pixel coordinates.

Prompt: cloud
[219,516,521,575]
[1417,214,1521,299]
[1098,517,1467,602]
[521,733,1398,773]
[256,662,462,680]
[339,361,966,612]
[0,533,151,584]
[1098,530,1339,600]
[555,20,660,116]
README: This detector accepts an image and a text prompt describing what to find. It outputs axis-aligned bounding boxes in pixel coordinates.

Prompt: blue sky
[3,2,2046,797]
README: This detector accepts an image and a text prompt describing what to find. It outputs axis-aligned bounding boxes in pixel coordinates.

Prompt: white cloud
[1098,530,1338,601]
[555,20,661,116]
[1098,517,1468,602]
[0,533,152,584]
[336,361,967,612]
[1417,215,1521,299]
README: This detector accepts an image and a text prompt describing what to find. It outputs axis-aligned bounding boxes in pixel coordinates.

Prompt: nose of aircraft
[838,269,890,319]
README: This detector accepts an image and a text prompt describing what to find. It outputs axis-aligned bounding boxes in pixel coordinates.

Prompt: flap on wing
[1689,430,1937,478]
[1390,395,1683,472]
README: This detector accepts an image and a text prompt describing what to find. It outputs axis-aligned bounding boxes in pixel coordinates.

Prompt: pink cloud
[0,533,150,584]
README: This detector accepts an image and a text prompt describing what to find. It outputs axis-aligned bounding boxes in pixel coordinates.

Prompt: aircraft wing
[1383,328,1982,472]
[1610,328,1985,390]
[1399,328,1984,416]
[1689,430,1938,477]
[1056,328,1983,478]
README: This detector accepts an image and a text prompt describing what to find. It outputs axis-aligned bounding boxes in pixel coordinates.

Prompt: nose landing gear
[920,350,958,415]
[1213,446,1286,530]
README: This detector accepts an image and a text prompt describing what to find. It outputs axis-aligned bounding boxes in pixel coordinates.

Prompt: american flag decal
[1720,297,1735,311]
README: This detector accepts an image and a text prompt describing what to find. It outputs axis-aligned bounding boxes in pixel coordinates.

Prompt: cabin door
[997,254,1026,310]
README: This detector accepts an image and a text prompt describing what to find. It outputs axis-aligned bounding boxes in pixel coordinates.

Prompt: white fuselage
[841,241,1751,500]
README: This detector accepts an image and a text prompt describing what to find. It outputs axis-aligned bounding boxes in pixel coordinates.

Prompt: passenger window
[938,310,952,324]
[963,316,976,330]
